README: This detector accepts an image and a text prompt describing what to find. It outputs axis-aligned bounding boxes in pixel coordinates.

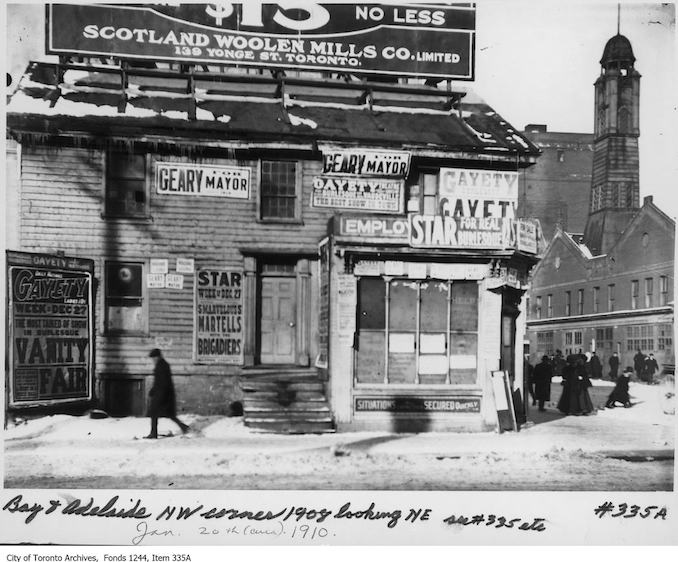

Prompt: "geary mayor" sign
[156,162,250,198]
[47,4,475,79]
[321,149,411,177]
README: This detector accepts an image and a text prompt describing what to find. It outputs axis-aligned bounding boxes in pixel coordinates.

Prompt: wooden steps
[239,368,335,434]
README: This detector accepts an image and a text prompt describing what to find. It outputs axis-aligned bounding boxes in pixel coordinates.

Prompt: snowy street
[4,379,675,491]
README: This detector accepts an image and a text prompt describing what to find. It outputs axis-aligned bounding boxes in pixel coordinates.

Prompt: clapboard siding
[19,145,339,382]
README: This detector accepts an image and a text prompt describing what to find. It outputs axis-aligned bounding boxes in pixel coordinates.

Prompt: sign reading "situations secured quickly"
[47,3,475,79]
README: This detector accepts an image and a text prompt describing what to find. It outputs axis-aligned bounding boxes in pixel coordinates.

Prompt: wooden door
[260,277,297,364]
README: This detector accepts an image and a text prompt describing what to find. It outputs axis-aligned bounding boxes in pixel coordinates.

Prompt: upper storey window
[105,151,149,218]
[260,160,300,221]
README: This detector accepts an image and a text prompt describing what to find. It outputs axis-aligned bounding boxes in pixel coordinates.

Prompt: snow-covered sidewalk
[3,381,674,490]
[4,380,674,455]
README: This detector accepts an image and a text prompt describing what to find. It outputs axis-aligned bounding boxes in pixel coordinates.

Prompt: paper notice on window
[420,333,446,354]
[449,354,477,369]
[389,333,415,353]
[418,354,448,375]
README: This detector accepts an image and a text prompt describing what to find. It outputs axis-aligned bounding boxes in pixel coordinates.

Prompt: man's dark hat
[149,348,162,357]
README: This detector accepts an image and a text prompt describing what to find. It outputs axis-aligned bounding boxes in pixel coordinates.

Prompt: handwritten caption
[7,494,665,544]
[593,502,668,520]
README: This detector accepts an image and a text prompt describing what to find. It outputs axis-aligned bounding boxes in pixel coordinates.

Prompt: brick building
[518,126,593,240]
[527,33,675,372]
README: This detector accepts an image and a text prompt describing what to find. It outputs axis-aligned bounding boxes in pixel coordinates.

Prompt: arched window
[618,106,632,133]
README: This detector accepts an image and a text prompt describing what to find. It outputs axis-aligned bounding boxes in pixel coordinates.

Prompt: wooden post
[243,257,257,366]
[296,259,311,366]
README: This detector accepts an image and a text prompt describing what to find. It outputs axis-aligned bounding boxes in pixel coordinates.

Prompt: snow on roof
[563,232,595,259]
[287,112,318,129]
[7,62,540,157]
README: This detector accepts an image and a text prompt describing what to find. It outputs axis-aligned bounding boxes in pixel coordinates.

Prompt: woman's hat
[149,348,162,358]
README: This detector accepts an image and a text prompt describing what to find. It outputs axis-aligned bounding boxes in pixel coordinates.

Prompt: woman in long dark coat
[533,355,553,411]
[557,356,594,415]
[146,348,190,438]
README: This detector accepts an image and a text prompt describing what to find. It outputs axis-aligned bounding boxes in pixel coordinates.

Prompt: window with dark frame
[577,289,584,315]
[608,284,615,312]
[645,278,653,308]
[565,291,571,316]
[626,325,654,352]
[547,294,553,318]
[658,324,673,351]
[593,286,600,314]
[260,160,298,220]
[631,279,639,309]
[535,296,542,319]
[105,151,148,217]
[660,275,669,306]
[407,170,439,214]
[105,261,145,334]
[536,331,554,356]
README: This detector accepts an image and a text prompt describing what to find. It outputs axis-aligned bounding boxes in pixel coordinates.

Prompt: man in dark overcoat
[590,351,603,379]
[146,348,190,439]
[633,349,646,381]
[644,353,659,384]
[533,355,553,412]
[608,352,620,380]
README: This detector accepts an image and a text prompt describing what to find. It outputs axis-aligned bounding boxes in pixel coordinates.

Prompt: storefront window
[355,277,478,386]
[356,278,385,384]
[388,280,418,384]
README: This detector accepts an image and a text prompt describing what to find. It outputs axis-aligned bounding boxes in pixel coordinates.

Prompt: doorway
[259,261,297,364]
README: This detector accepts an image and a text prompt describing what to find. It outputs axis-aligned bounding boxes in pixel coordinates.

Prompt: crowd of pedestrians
[526,347,662,416]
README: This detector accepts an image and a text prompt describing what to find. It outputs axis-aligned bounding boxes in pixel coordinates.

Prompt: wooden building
[6,4,544,432]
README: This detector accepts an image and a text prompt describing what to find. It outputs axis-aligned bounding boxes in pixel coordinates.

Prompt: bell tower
[583,31,641,256]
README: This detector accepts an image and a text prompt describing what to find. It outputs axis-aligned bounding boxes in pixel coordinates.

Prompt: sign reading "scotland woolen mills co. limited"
[47,3,475,79]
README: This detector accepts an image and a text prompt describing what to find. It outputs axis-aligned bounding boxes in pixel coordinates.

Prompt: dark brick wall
[519,130,593,240]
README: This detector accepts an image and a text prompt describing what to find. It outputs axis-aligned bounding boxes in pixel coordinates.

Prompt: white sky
[3,0,677,217]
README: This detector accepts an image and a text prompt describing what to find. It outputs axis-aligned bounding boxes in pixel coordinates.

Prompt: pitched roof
[7,61,540,163]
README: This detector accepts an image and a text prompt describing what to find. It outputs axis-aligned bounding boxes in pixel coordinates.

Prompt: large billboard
[47,3,475,79]
[6,251,95,408]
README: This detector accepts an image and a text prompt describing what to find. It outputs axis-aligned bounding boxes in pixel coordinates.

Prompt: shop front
[324,213,541,432]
